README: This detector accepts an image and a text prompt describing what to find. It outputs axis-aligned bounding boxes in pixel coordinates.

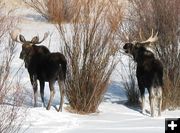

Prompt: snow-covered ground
[19,102,180,133]
[1,2,180,133]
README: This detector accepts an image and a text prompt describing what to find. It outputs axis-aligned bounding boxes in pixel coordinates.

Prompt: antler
[31,36,39,44]
[33,32,49,44]
[123,32,130,42]
[139,28,143,41]
[140,29,158,44]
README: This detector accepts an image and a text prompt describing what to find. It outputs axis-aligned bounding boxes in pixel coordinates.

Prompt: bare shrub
[124,0,180,109]
[0,6,25,133]
[56,0,123,113]
[24,0,78,23]
[23,0,49,20]
[0,38,25,133]
[119,59,139,105]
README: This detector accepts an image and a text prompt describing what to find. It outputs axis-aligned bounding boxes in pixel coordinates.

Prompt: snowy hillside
[1,1,180,133]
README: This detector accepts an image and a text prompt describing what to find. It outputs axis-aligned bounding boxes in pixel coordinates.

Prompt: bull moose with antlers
[123,30,163,117]
[11,31,67,112]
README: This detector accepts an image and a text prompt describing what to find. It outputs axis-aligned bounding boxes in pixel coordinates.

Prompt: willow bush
[57,0,123,113]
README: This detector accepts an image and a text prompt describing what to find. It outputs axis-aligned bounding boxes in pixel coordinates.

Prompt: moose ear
[19,35,26,43]
[31,36,39,44]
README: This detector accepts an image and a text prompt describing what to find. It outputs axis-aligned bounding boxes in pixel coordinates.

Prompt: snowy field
[1,2,180,133]
[19,102,180,133]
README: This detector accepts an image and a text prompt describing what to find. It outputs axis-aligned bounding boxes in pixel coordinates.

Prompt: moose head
[123,29,158,60]
[11,32,49,60]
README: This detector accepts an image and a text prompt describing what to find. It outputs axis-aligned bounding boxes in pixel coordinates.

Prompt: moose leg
[30,75,38,107]
[158,96,162,116]
[46,81,55,110]
[149,87,155,117]
[57,79,65,112]
[40,80,45,107]
[158,87,163,116]
[139,87,145,114]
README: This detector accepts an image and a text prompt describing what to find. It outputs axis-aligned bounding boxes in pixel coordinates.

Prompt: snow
[19,102,180,133]
[1,3,180,133]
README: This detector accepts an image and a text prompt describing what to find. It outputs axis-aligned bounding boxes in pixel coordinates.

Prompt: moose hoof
[55,108,62,112]
[46,106,50,110]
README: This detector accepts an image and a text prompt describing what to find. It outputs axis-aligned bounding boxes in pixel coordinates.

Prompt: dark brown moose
[123,30,163,117]
[11,32,67,112]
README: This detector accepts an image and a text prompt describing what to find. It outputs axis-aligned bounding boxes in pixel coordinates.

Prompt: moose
[11,32,67,112]
[123,30,163,117]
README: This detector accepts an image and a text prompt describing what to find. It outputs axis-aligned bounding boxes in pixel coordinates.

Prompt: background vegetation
[0,4,25,133]
[26,0,180,112]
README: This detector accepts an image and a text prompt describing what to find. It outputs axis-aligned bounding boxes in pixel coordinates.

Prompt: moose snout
[123,43,133,54]
[123,44,129,53]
